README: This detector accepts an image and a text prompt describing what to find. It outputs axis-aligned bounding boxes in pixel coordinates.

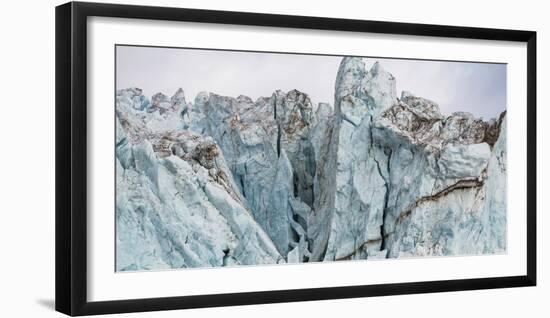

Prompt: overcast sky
[116,45,506,120]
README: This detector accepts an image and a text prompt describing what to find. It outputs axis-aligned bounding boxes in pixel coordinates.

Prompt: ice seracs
[116,57,507,271]
[115,89,283,271]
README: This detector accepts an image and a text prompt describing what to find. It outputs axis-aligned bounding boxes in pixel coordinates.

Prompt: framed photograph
[55,1,536,316]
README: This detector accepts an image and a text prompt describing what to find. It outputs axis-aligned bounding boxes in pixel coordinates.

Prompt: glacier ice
[115,57,506,271]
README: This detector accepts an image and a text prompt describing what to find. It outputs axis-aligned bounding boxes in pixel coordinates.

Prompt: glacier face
[115,58,506,271]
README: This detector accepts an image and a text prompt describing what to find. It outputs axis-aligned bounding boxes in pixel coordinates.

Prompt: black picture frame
[55,1,537,316]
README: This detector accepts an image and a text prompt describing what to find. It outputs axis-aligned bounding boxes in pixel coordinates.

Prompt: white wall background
[0,0,546,317]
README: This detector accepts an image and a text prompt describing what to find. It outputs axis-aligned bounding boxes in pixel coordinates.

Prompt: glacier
[115,57,506,271]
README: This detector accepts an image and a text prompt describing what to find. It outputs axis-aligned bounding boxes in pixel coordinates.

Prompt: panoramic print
[115,45,507,271]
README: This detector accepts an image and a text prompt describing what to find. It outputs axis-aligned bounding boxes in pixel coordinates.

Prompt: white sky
[116,45,506,120]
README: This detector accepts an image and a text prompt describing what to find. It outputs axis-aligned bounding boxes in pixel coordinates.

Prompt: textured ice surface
[115,58,506,271]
